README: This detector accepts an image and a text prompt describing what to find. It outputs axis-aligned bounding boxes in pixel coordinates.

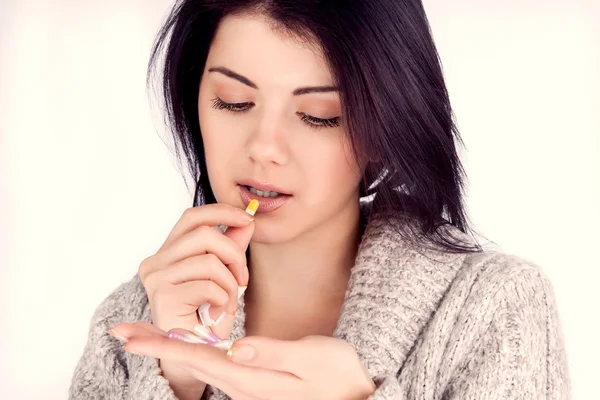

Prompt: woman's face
[198,14,361,244]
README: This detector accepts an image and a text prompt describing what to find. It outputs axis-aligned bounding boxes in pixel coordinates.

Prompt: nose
[245,111,289,166]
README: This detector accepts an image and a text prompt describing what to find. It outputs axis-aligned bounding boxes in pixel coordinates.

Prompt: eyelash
[210,97,340,129]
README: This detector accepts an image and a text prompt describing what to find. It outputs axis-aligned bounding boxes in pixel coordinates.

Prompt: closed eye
[211,97,253,112]
[210,97,340,129]
[297,113,340,129]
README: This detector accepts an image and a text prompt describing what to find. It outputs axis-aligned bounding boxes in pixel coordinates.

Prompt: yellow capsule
[245,199,259,216]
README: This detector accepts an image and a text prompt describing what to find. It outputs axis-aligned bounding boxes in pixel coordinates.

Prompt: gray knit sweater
[69,216,570,399]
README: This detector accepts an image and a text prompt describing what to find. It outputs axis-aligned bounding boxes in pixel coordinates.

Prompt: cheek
[330,147,362,193]
[299,135,361,199]
[199,100,244,159]
[198,103,243,194]
[199,86,230,149]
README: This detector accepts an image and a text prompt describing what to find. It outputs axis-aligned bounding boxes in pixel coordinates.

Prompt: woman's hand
[135,204,254,396]
[111,322,376,400]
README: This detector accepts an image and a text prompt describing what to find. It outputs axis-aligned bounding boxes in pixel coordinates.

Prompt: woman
[69,1,570,399]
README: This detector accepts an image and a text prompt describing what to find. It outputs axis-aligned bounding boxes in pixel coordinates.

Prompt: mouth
[241,185,286,198]
[237,180,292,213]
[237,180,291,196]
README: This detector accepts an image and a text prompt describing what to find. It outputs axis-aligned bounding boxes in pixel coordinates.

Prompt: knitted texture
[69,216,570,399]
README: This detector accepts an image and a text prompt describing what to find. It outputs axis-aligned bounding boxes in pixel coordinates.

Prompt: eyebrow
[207,66,338,96]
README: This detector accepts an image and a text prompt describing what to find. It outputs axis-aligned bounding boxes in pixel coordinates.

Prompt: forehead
[206,13,334,87]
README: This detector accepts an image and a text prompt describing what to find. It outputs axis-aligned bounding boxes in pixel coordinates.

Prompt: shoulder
[453,250,565,356]
[444,251,571,397]
[362,214,558,308]
[460,250,557,308]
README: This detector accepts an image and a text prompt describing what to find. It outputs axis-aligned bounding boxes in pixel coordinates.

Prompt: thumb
[227,336,305,374]
[224,221,255,253]
[223,221,254,288]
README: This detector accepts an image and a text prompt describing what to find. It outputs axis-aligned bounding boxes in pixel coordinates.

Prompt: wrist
[159,361,206,400]
[170,383,207,400]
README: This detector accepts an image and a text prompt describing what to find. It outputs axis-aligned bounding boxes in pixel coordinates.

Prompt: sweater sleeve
[442,262,571,399]
[68,275,180,400]
[443,263,570,400]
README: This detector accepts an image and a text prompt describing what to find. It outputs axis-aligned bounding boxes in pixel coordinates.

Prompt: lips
[237,183,292,214]
[237,179,291,196]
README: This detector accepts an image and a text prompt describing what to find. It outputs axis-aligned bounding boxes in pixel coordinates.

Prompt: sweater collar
[231,211,469,378]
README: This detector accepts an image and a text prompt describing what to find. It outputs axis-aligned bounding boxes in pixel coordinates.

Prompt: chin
[250,222,298,245]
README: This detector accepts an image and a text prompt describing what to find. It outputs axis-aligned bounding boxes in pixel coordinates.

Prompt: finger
[228,336,316,375]
[207,309,235,340]
[122,335,236,396]
[159,280,229,312]
[123,336,301,399]
[223,221,255,255]
[123,333,240,387]
[158,254,239,313]
[160,204,253,251]
[124,333,223,368]
[111,321,168,341]
[204,349,302,399]
[159,226,248,285]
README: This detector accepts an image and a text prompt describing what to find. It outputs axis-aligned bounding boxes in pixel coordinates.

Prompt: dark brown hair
[147,0,483,253]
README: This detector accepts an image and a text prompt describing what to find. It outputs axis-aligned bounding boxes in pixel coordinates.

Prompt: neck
[246,201,362,321]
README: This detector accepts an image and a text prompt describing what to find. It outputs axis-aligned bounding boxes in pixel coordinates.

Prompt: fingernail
[236,210,251,221]
[122,344,137,354]
[193,324,221,342]
[213,311,227,326]
[242,267,249,283]
[198,303,213,327]
[227,344,255,362]
[109,329,128,342]
[211,339,233,351]
[238,285,248,299]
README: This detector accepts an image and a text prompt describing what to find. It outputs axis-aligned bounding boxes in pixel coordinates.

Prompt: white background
[1,0,598,398]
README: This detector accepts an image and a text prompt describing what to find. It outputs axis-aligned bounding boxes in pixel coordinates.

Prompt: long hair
[146,0,483,253]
